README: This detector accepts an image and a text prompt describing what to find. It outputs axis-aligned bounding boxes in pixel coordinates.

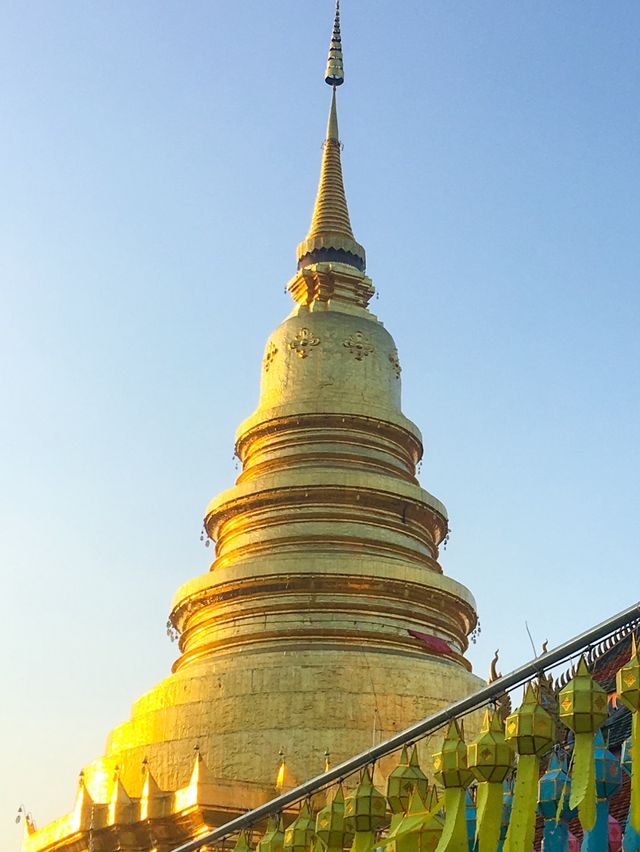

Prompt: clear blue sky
[2,1,639,847]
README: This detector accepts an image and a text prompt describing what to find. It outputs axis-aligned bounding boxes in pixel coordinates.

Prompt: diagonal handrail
[168,600,640,852]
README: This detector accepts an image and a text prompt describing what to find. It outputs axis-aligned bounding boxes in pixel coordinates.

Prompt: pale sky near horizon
[2,1,640,848]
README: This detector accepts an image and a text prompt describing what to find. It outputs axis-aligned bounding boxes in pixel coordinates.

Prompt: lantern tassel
[631,713,640,833]
[474,782,503,852]
[569,731,597,832]
[434,788,467,852]
[350,831,375,852]
[503,755,538,852]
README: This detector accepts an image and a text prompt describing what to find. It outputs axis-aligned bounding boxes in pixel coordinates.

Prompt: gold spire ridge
[297,3,365,272]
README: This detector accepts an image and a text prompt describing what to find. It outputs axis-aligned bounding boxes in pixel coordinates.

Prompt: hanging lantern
[616,635,640,833]
[234,831,252,852]
[283,801,315,852]
[433,719,472,790]
[580,732,623,851]
[467,709,513,784]
[387,745,429,814]
[465,788,477,851]
[258,816,285,852]
[431,719,471,852]
[315,786,353,851]
[537,753,577,851]
[499,778,514,847]
[593,730,622,800]
[344,766,388,833]
[505,683,554,756]
[503,684,553,852]
[467,709,513,852]
[622,734,633,776]
[558,656,608,832]
[381,788,443,852]
[538,752,576,822]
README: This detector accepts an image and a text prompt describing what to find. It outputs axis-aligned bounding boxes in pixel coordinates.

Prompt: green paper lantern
[284,802,315,852]
[467,709,513,784]
[432,720,473,789]
[387,746,429,814]
[315,786,353,849]
[505,683,554,756]
[344,766,388,833]
[558,657,608,734]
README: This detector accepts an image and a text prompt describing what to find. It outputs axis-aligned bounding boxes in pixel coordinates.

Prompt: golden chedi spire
[297,1,365,272]
[22,6,482,852]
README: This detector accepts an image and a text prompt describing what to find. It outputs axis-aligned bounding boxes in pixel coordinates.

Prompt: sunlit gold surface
[25,30,483,852]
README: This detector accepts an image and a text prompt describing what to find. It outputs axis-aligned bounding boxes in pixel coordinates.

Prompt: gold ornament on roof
[343,330,374,361]
[264,341,278,372]
[289,328,321,358]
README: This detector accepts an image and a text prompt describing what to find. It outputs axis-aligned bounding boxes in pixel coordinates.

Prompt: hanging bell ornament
[387,745,429,814]
[283,802,315,852]
[558,656,608,831]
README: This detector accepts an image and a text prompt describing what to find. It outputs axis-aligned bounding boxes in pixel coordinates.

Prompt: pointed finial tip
[325,0,344,86]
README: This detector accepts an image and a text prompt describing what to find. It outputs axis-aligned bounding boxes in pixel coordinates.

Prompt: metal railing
[169,600,640,852]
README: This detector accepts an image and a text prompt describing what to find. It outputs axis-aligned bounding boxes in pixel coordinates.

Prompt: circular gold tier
[82,647,484,804]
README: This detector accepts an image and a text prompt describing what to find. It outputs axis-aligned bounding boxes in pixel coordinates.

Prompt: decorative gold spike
[297,89,366,272]
[325,1,344,86]
[296,3,365,272]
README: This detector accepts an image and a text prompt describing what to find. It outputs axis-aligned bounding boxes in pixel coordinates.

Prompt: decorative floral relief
[263,341,278,372]
[289,327,320,358]
[388,348,401,379]
[343,330,374,361]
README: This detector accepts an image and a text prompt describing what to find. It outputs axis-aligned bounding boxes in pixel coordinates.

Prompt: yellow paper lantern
[432,719,473,789]
[616,636,640,713]
[344,766,388,833]
[558,657,608,734]
[315,786,353,850]
[284,802,315,852]
[258,816,284,852]
[505,683,554,757]
[387,746,429,814]
[467,709,513,784]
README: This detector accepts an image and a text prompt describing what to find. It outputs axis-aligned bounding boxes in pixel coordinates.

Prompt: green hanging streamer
[434,788,467,852]
[503,684,554,852]
[503,755,538,852]
[569,732,596,832]
[350,831,376,852]
[475,782,503,852]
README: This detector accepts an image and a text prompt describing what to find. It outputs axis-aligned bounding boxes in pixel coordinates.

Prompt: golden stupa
[24,5,483,850]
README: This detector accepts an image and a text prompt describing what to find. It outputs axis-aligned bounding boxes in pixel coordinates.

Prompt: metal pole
[168,600,640,852]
